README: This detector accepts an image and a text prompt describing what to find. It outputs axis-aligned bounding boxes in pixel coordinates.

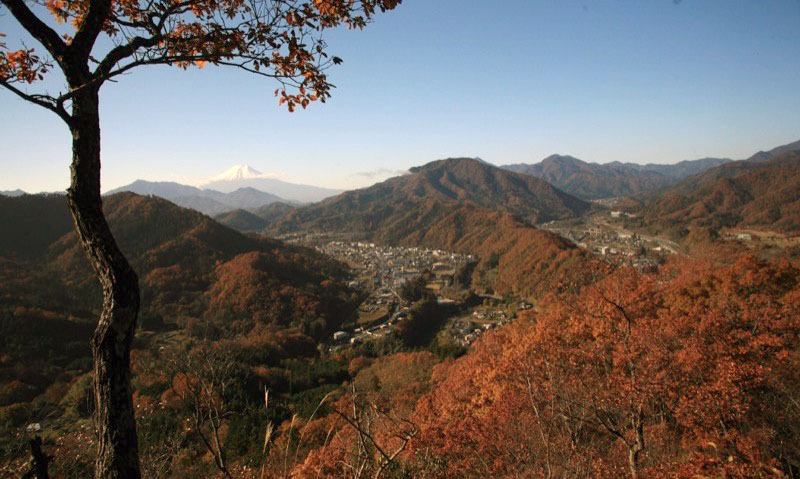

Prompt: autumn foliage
[407,255,800,478]
[638,152,800,236]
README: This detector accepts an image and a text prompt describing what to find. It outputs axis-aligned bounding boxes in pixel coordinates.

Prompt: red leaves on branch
[0,42,51,83]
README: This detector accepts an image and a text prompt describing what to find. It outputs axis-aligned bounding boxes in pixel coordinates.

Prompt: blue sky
[1,0,799,193]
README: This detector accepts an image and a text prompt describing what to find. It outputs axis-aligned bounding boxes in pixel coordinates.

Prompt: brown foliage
[641,152,800,236]
[407,254,800,478]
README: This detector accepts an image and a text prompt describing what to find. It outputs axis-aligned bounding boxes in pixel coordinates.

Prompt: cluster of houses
[318,241,545,350]
[544,222,673,270]
[316,241,472,290]
[449,310,515,346]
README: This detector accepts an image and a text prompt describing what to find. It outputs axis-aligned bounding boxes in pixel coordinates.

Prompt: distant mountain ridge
[617,157,733,178]
[201,165,342,203]
[269,157,590,238]
[106,180,284,216]
[502,155,731,200]
[106,164,343,215]
[745,139,800,163]
[644,140,800,198]
[503,155,673,200]
[501,139,800,200]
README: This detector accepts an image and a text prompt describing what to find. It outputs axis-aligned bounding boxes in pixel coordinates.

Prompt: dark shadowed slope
[214,209,269,232]
[0,193,357,333]
[252,202,297,223]
[0,194,73,262]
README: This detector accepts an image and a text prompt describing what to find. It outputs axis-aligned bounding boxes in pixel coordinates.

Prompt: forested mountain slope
[270,157,590,236]
[0,193,360,354]
[366,199,607,298]
[636,152,800,235]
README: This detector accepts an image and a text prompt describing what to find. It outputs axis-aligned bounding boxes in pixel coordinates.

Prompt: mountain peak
[208,164,265,182]
[541,154,585,166]
[409,157,488,173]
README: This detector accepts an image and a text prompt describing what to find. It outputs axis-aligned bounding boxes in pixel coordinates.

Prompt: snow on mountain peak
[208,165,266,182]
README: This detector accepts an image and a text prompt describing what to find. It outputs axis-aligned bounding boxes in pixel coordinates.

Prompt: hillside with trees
[361,199,607,298]
[3,193,359,334]
[264,159,601,298]
[0,194,361,436]
[213,209,270,233]
[3,0,799,476]
[291,254,800,479]
[634,151,800,236]
[256,158,606,302]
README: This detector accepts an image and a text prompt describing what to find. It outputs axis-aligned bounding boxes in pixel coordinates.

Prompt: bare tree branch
[0,78,71,124]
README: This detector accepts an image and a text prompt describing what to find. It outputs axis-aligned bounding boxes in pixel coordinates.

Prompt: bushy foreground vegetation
[4,252,799,479]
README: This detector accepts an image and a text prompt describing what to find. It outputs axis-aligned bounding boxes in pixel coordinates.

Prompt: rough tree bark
[66,86,142,479]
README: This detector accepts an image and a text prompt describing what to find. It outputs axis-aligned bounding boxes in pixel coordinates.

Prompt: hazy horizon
[2,138,799,195]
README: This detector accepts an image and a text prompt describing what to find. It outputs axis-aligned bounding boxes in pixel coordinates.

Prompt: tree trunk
[628,411,644,479]
[66,87,141,479]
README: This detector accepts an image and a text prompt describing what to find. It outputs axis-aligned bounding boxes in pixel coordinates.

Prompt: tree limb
[0,0,68,60]
[71,0,113,57]
[0,78,71,124]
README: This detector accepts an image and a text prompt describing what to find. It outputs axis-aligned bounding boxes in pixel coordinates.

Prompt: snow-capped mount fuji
[201,165,342,203]
[207,164,270,183]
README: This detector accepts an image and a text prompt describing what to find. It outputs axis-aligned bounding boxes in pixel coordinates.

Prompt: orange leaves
[40,0,90,30]
[285,10,304,27]
[0,46,50,83]
[45,0,69,24]
[407,253,800,478]
[276,87,321,112]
